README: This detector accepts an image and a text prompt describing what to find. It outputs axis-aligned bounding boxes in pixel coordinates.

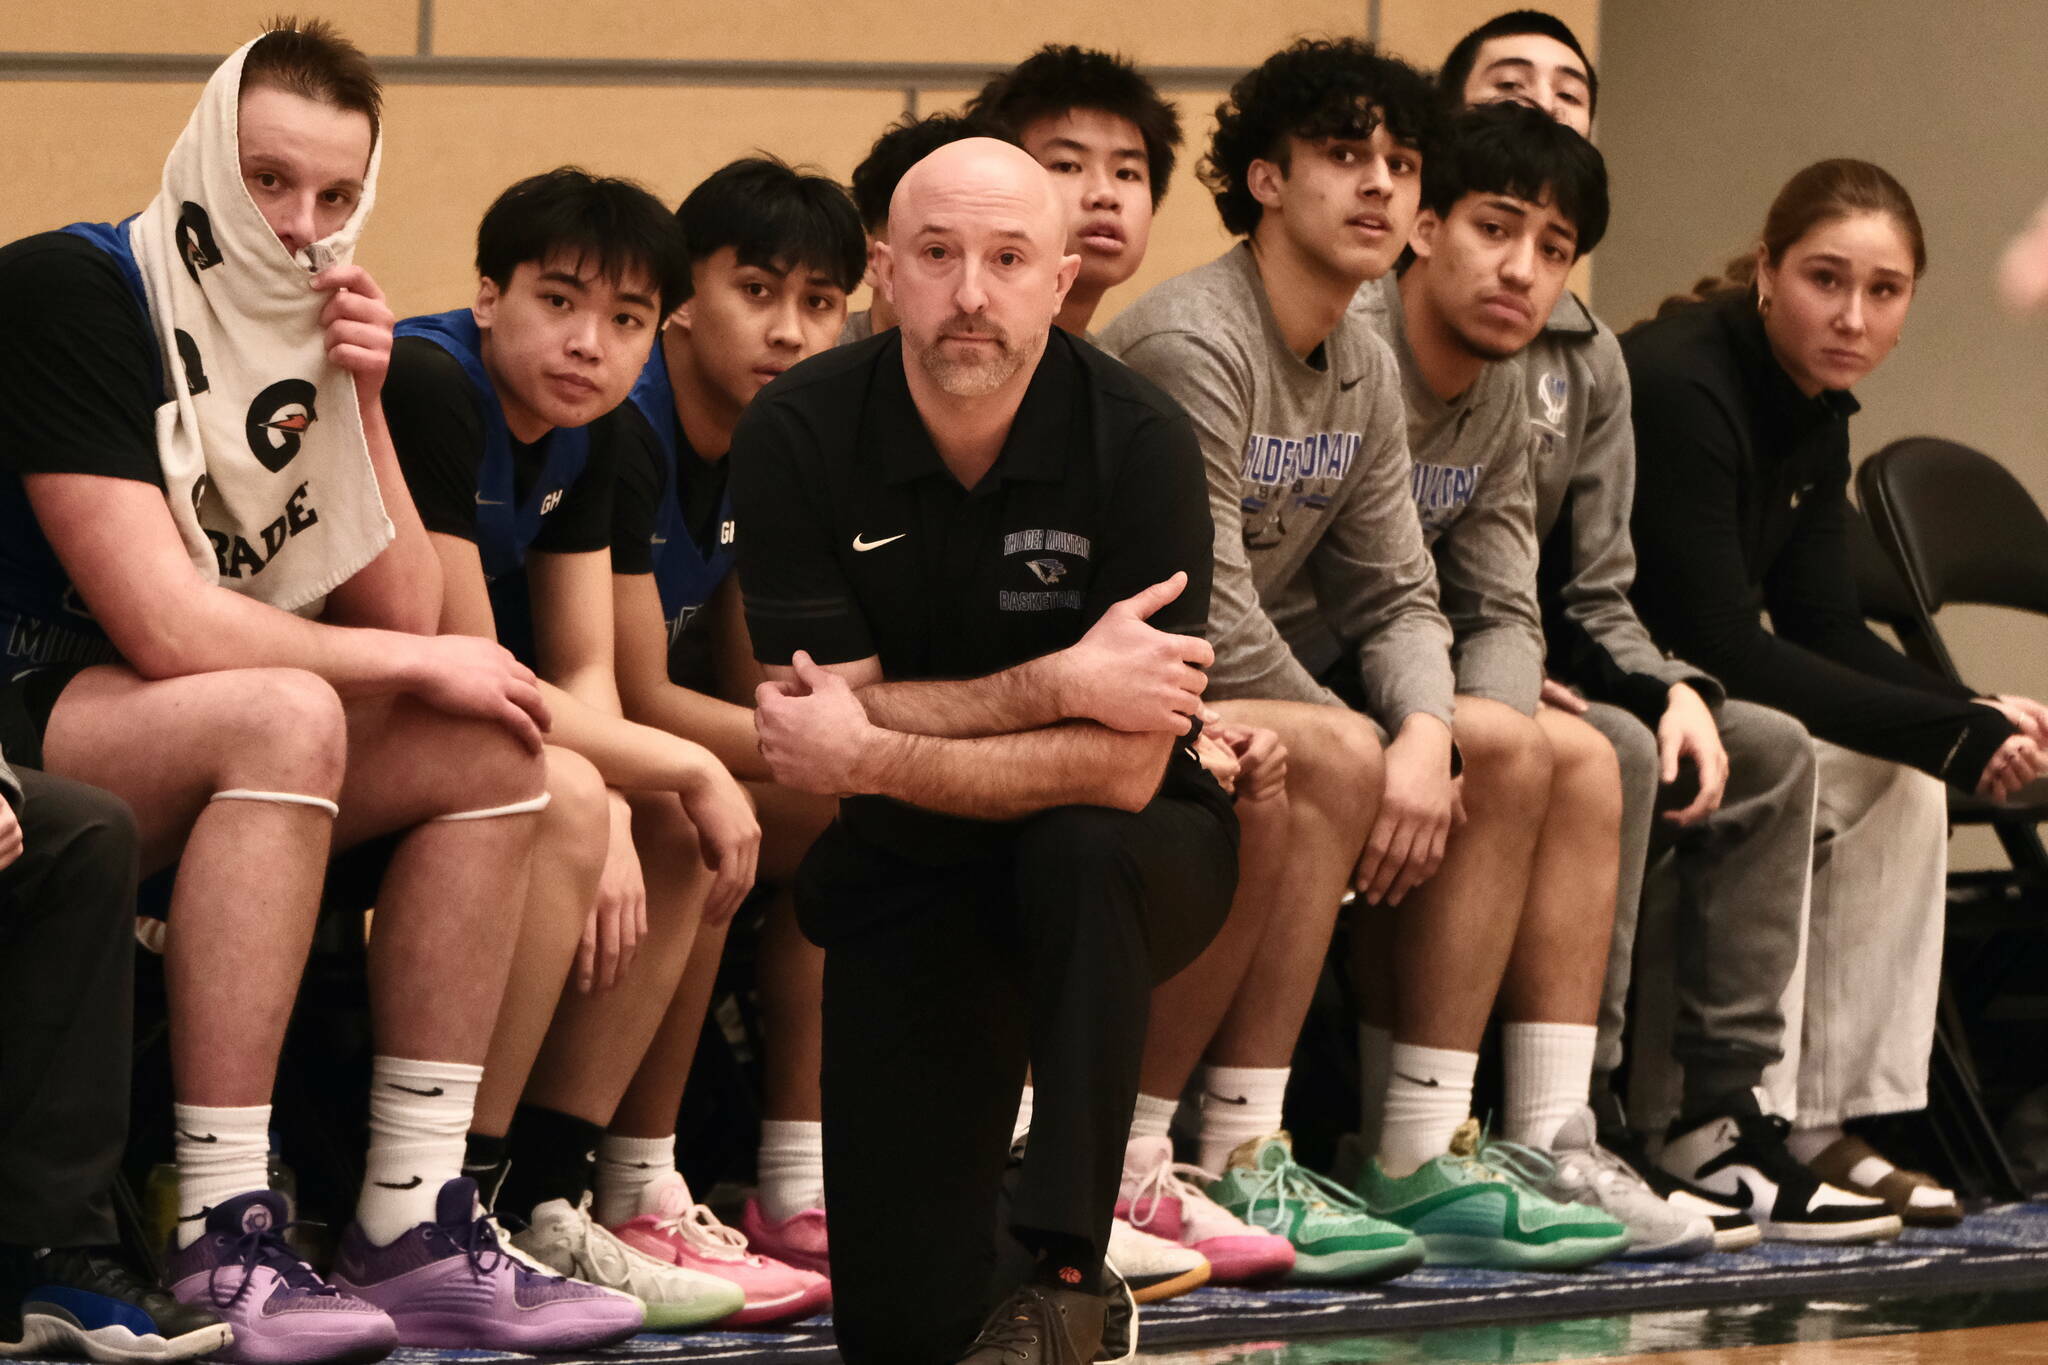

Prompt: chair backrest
[1858,437,2048,617]
[1848,503,1920,632]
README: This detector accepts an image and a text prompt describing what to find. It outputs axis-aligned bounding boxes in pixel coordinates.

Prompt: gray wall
[1596,0,2048,849]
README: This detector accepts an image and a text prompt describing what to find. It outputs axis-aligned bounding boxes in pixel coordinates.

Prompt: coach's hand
[0,798,20,872]
[1057,573,1211,734]
[1214,717,1288,804]
[580,791,647,993]
[1357,713,1458,907]
[314,264,395,406]
[757,651,880,798]
[676,763,760,926]
[406,634,553,752]
[1659,682,1728,826]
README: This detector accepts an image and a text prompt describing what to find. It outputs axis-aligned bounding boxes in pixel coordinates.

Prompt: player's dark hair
[850,113,1016,234]
[242,16,382,135]
[673,157,866,303]
[476,167,691,316]
[1419,100,1608,257]
[965,45,1182,209]
[1201,38,1439,237]
[1438,10,1597,116]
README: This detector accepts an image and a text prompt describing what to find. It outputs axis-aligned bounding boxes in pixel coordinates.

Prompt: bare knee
[1543,711,1624,826]
[1290,706,1385,807]
[629,790,708,927]
[538,747,608,882]
[216,668,347,797]
[1454,696,1552,807]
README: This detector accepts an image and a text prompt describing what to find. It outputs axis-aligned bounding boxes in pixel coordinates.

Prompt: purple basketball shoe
[328,1178,643,1351]
[164,1191,397,1365]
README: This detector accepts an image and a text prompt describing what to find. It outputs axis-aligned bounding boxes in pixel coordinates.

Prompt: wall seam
[416,0,434,57]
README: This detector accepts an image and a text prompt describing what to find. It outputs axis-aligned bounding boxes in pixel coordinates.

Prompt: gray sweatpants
[1580,699,1817,1122]
[1630,739,1943,1131]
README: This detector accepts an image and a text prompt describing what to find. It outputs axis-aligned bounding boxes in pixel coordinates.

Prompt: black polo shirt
[732,327,1225,864]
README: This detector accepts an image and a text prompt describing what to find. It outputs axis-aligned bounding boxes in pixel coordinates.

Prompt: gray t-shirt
[1354,274,1544,715]
[1099,244,1453,731]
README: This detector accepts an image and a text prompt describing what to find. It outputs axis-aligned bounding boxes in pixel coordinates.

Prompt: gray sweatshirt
[1526,291,1720,724]
[1099,244,1454,731]
[1355,275,1544,715]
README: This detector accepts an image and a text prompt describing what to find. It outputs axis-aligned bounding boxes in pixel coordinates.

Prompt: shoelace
[551,1203,636,1286]
[1232,1156,1369,1233]
[206,1220,336,1308]
[969,1291,1051,1363]
[419,1209,514,1284]
[654,1201,754,1265]
[1123,1158,1230,1233]
[1470,1135,1559,1190]
[1553,1143,1652,1200]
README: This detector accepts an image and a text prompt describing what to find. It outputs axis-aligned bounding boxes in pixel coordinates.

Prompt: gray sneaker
[1542,1109,1716,1261]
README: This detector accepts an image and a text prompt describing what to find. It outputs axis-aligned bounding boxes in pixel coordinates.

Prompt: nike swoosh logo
[385,1083,445,1097]
[1340,376,1365,391]
[852,532,907,552]
[1731,1176,1759,1212]
[650,535,668,545]
[1206,1092,1250,1106]
[475,494,508,506]
[1393,1071,1442,1088]
[178,1130,219,1143]
[374,1175,424,1190]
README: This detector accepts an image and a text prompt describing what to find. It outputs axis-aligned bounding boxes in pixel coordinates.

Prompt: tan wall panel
[1377,0,1599,68]
[0,1,418,56]
[431,0,1369,67]
[0,83,197,241]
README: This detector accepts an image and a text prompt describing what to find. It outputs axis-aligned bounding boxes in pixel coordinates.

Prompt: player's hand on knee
[1216,719,1287,803]
[1658,682,1728,826]
[0,799,21,871]
[409,634,552,753]
[1539,677,1589,715]
[1356,717,1455,907]
[1192,728,1240,793]
[754,651,877,799]
[314,265,395,404]
[679,764,761,927]
[581,792,647,993]
[1058,572,1211,734]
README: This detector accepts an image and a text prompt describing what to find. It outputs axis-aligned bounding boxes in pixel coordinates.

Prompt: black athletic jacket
[1622,290,2011,788]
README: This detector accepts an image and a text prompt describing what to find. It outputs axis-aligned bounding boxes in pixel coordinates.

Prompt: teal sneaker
[1353,1119,1629,1270]
[1205,1133,1424,1285]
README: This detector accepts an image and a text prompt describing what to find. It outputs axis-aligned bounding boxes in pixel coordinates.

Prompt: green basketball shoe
[1353,1119,1629,1270]
[1205,1133,1424,1285]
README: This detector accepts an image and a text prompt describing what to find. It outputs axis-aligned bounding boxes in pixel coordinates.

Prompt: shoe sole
[1760,1213,1902,1245]
[1616,1229,1718,1262]
[1711,1223,1765,1252]
[1,1319,238,1365]
[641,1298,750,1332]
[1288,1244,1426,1285]
[1420,1231,1631,1270]
[1127,1261,1209,1304]
[1902,1207,1965,1228]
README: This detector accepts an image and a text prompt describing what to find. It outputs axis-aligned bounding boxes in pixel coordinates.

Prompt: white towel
[126,34,393,615]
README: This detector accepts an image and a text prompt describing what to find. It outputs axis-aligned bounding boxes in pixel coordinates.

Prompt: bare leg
[1497,707,1621,1025]
[1353,696,1550,1049]
[1207,700,1383,1070]
[42,666,348,1106]
[523,792,713,1125]
[332,696,550,1066]
[753,785,838,1126]
[471,748,609,1137]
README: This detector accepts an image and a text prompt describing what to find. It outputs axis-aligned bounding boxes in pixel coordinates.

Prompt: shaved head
[878,137,1080,402]
[888,137,1067,254]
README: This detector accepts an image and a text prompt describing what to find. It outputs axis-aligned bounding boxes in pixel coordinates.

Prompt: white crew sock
[1196,1065,1290,1172]
[1357,1024,1393,1154]
[356,1057,481,1246]
[173,1103,272,1248]
[593,1133,676,1227]
[1129,1092,1179,1143]
[1012,1085,1035,1148]
[1787,1123,1846,1165]
[1502,1021,1598,1150]
[1377,1043,1478,1178]
[757,1119,825,1223]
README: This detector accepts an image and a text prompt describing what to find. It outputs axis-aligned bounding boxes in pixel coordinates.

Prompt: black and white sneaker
[1658,1092,1901,1245]
[1593,1093,1760,1252]
[0,1246,231,1363]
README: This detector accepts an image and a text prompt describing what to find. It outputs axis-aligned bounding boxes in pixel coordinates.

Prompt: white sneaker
[1541,1109,1716,1260]
[1106,1217,1210,1303]
[1658,1094,1900,1245]
[1114,1136,1295,1284]
[512,1195,744,1331]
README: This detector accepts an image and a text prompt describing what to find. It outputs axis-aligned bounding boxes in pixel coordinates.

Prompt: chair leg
[1926,982,2024,1201]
